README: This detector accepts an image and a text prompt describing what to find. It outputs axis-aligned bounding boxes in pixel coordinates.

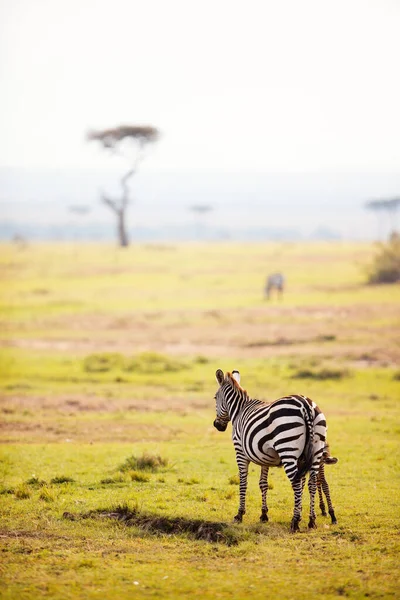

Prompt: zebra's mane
[226,372,248,398]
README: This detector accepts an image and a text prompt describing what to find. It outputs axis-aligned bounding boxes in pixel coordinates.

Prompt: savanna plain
[0,241,399,600]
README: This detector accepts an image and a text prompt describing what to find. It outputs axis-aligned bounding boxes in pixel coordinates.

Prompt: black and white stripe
[265,273,284,300]
[317,446,338,524]
[213,369,328,532]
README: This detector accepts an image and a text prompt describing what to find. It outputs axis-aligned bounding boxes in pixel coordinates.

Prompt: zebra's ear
[215,369,224,385]
[232,370,241,384]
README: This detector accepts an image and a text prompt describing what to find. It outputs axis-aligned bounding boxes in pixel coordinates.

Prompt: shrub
[367,234,400,284]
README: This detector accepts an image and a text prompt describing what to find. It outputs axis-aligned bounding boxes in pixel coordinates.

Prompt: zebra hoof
[233,514,243,523]
[290,518,300,533]
[260,512,269,522]
[329,510,337,525]
[308,518,317,529]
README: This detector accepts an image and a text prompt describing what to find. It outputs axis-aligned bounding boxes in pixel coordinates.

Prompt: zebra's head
[213,369,241,432]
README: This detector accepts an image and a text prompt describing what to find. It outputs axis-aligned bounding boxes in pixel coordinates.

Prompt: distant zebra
[213,369,328,532]
[265,273,285,300]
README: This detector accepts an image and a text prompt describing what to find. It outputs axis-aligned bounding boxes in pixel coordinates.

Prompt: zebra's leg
[234,458,249,523]
[289,478,304,532]
[259,466,269,522]
[308,470,318,529]
[318,465,327,516]
[282,460,304,532]
[320,469,337,524]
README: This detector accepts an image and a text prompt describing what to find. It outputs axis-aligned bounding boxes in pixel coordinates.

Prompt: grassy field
[0,241,399,599]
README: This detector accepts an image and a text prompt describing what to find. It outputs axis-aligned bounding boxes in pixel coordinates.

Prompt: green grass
[0,241,399,599]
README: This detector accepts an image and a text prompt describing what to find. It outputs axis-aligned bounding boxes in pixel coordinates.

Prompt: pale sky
[1,0,399,173]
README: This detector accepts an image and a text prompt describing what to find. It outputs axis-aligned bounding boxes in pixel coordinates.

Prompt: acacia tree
[365,197,400,240]
[87,125,159,247]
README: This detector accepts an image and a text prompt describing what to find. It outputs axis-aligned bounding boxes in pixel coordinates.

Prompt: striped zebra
[213,369,328,532]
[317,446,338,524]
[256,442,338,528]
[265,273,285,300]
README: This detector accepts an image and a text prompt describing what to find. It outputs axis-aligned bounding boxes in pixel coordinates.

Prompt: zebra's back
[233,395,325,470]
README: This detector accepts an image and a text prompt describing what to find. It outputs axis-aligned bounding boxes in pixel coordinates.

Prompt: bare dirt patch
[3,303,400,364]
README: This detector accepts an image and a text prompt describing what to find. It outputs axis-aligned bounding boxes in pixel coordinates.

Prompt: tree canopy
[86,124,160,247]
[87,125,159,149]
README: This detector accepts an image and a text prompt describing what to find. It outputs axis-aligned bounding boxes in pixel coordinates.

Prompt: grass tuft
[14,485,30,499]
[291,367,350,380]
[129,471,150,482]
[83,352,123,373]
[119,453,169,473]
[50,476,75,484]
[39,487,55,502]
[25,476,47,487]
[124,351,187,374]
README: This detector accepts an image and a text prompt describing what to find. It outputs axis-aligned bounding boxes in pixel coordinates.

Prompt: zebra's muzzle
[213,419,227,432]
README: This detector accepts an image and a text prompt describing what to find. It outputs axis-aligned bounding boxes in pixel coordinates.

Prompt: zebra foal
[213,369,328,532]
[317,447,338,524]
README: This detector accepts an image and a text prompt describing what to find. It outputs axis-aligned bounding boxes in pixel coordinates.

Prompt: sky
[1,0,400,174]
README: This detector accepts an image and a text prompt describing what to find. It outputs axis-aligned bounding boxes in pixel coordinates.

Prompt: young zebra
[265,273,285,300]
[256,443,338,528]
[317,446,338,524]
[213,369,328,532]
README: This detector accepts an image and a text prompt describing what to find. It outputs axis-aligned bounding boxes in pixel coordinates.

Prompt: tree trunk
[117,209,129,247]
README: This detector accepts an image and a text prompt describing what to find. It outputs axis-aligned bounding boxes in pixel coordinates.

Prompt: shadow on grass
[63,504,240,545]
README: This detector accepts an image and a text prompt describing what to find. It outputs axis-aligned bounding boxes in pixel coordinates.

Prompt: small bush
[119,453,169,473]
[83,353,123,373]
[228,474,240,485]
[367,234,400,284]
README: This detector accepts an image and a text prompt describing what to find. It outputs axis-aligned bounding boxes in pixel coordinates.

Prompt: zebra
[213,369,328,532]
[256,442,338,529]
[265,273,285,300]
[317,445,338,524]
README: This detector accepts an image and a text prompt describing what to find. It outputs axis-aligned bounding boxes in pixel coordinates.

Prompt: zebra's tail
[294,400,314,482]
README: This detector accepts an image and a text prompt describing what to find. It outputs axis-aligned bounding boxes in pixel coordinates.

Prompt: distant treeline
[0,221,342,242]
